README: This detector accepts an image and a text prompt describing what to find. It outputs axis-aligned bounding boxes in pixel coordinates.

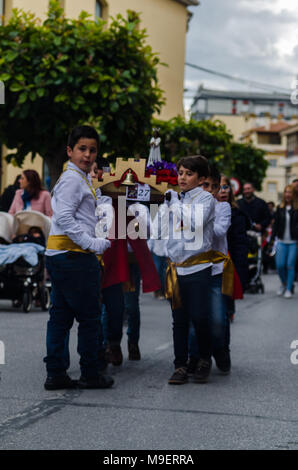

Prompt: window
[268,159,277,168]
[287,132,298,156]
[257,133,281,145]
[267,182,277,193]
[96,1,102,19]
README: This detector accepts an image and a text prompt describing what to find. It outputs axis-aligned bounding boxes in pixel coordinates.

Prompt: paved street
[0,273,297,450]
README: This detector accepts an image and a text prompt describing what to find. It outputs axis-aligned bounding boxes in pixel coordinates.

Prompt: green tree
[151,116,232,162]
[0,0,164,184]
[150,116,268,191]
[223,142,268,192]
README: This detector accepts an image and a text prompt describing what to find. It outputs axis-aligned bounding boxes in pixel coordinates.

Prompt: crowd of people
[0,124,297,390]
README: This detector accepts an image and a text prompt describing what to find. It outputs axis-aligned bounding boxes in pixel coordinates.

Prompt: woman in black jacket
[217,176,250,325]
[272,184,298,299]
[218,176,250,290]
[0,175,21,212]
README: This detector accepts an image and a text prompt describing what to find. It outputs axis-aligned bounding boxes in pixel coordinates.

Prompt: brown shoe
[108,343,123,366]
[128,342,141,361]
[193,359,212,384]
[168,367,188,385]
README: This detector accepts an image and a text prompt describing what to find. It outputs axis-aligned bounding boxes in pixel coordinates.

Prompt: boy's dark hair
[209,164,220,183]
[67,125,100,150]
[176,155,210,178]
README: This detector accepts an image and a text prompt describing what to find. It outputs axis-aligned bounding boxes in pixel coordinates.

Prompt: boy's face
[67,138,98,173]
[178,165,204,192]
[201,177,219,197]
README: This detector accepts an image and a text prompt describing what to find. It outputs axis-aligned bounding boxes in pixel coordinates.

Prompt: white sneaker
[277,285,285,296]
[284,290,293,299]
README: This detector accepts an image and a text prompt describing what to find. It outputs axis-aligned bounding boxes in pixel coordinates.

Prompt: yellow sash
[47,235,90,253]
[165,250,234,310]
[47,235,103,265]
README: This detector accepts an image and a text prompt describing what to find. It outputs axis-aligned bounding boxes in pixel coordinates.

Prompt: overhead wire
[185,62,292,95]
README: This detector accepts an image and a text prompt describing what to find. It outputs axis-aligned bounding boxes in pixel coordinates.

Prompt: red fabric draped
[103,238,161,292]
[102,203,160,292]
[232,267,243,300]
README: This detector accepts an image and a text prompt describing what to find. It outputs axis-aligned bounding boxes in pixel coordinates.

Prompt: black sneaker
[168,367,188,385]
[193,359,212,384]
[186,357,198,375]
[213,348,231,375]
[44,373,78,391]
[77,374,114,389]
[128,342,141,361]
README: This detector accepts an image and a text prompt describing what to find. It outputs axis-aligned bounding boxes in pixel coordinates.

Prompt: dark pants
[44,252,103,379]
[124,263,141,344]
[102,283,125,344]
[152,253,167,295]
[172,267,212,368]
[102,263,141,345]
[189,274,230,359]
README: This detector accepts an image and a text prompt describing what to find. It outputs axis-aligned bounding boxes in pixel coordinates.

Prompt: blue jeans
[172,268,212,368]
[102,283,125,344]
[152,253,167,295]
[101,302,108,348]
[189,274,229,359]
[124,263,141,344]
[275,241,297,291]
[44,253,103,379]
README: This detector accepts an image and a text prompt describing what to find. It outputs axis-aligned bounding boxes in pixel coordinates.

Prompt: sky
[184,0,298,111]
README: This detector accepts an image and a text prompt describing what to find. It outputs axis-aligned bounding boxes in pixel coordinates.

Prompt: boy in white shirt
[153,155,216,385]
[44,125,113,390]
[188,166,232,375]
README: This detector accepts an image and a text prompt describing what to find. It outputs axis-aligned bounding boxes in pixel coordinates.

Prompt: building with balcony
[241,121,291,203]
[280,124,298,185]
[191,86,298,142]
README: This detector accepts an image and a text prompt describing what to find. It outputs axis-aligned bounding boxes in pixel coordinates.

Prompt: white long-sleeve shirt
[212,201,231,276]
[46,161,107,256]
[151,186,216,275]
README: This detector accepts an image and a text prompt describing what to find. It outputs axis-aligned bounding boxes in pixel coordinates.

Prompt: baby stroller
[245,230,264,294]
[0,210,51,313]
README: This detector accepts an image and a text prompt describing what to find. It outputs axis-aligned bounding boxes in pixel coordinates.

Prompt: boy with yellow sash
[44,125,113,390]
[153,155,233,385]
[188,166,232,376]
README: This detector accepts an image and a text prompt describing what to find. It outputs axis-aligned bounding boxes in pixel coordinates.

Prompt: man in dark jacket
[0,175,21,212]
[238,182,271,233]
